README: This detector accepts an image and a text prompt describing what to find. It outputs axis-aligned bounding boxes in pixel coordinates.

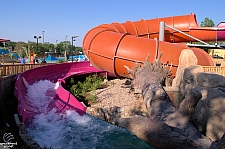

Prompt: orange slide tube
[83,13,219,77]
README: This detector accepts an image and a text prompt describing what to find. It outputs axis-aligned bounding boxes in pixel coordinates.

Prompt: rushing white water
[25,80,152,149]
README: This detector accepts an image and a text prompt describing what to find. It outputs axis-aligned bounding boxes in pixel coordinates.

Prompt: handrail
[164,22,210,45]
[0,63,52,76]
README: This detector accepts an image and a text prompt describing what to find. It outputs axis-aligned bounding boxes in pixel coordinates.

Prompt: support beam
[159,22,165,41]
[165,23,209,45]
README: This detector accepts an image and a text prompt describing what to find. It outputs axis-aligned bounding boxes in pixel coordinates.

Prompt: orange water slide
[82,13,221,77]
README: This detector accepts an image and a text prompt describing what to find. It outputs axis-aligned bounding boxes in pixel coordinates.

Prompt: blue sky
[1,0,225,47]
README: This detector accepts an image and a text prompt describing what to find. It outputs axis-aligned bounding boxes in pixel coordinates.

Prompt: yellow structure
[209,49,225,58]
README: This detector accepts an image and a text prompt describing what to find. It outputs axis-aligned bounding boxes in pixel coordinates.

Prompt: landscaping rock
[172,49,198,87]
[195,72,225,88]
[179,65,204,96]
[176,65,225,141]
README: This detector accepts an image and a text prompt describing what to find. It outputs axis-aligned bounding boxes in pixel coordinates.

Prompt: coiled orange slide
[83,13,223,77]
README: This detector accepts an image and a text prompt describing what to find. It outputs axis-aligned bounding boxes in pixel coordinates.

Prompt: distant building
[0,38,10,42]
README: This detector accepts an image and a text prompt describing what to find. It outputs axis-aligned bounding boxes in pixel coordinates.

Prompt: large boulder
[172,48,225,141]
[178,65,225,141]
[195,72,225,88]
[172,49,198,87]
[179,65,204,96]
[191,86,225,141]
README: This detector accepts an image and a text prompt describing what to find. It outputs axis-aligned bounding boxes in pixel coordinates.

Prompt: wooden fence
[0,64,225,77]
[0,63,51,76]
[203,66,225,77]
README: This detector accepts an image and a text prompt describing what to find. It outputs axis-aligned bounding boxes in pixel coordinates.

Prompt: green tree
[1,40,84,58]
[5,41,17,50]
[64,41,71,52]
[39,42,55,54]
[200,17,215,27]
[74,46,84,53]
[14,42,28,57]
[27,41,36,54]
[198,17,216,53]
[55,41,66,55]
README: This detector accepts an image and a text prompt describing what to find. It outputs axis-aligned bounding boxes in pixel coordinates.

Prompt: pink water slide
[14,61,106,122]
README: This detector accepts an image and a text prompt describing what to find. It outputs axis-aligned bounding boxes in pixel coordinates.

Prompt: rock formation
[175,65,225,142]
[87,51,225,149]
[172,49,198,88]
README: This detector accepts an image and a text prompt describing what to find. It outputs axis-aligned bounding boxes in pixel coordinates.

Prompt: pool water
[25,80,153,149]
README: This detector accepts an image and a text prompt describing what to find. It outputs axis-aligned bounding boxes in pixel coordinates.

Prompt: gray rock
[195,72,225,88]
[172,50,225,142]
[179,65,204,96]
[191,86,225,141]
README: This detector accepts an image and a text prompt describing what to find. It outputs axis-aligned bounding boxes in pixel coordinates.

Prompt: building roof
[0,38,10,42]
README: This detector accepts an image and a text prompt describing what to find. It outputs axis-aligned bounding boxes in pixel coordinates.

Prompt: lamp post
[42,31,45,44]
[64,35,68,61]
[34,36,41,53]
[55,40,58,54]
[65,35,67,49]
[72,36,78,62]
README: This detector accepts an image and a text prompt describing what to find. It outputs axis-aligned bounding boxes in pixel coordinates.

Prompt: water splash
[25,80,59,113]
[26,80,152,149]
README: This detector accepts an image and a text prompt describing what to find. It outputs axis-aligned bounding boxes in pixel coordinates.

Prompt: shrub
[69,74,105,106]
[58,59,65,63]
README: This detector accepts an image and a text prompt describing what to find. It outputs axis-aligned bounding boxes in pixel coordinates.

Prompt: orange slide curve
[82,13,222,77]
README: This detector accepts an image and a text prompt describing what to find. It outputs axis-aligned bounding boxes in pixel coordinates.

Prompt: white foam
[25,79,151,149]
[25,80,58,113]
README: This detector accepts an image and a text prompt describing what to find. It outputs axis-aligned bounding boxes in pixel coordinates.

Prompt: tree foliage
[1,41,84,58]
[69,74,105,106]
[198,17,216,53]
[14,42,28,57]
[200,17,215,27]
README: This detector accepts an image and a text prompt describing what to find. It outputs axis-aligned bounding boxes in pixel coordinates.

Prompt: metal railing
[0,63,51,76]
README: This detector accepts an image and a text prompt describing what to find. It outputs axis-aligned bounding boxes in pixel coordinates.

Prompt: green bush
[58,59,65,63]
[69,74,105,105]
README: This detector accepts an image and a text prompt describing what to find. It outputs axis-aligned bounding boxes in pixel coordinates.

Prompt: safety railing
[203,66,225,77]
[0,63,52,76]
[1,63,224,77]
